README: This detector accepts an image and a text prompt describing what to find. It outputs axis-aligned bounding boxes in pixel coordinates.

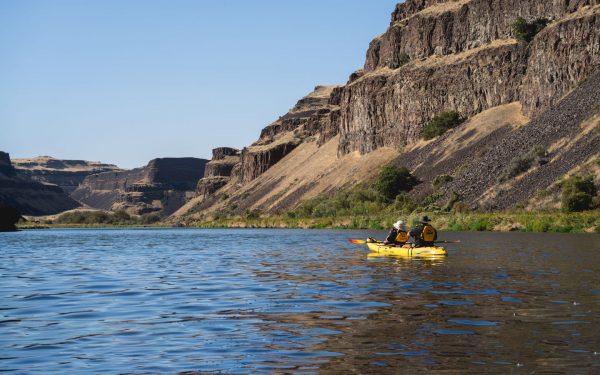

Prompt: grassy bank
[17,223,173,230]
[191,211,600,233]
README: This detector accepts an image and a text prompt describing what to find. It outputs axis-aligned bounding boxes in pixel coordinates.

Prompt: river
[0,228,598,373]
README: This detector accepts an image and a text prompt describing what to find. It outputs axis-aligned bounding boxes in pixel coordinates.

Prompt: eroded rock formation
[0,152,80,215]
[12,156,122,194]
[175,0,599,219]
[196,147,240,198]
[72,157,207,216]
[239,86,340,184]
[333,0,600,156]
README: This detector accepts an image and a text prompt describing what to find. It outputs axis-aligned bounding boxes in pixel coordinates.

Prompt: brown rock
[521,7,600,117]
[72,157,207,216]
[0,151,80,215]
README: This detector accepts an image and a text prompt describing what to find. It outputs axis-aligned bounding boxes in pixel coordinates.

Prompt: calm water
[0,229,598,374]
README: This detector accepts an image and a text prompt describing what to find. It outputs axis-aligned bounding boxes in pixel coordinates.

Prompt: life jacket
[395,230,409,243]
[421,225,437,242]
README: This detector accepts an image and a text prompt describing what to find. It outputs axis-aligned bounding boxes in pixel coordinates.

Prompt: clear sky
[0,0,399,168]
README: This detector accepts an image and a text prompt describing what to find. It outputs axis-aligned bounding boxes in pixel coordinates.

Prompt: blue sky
[0,0,399,168]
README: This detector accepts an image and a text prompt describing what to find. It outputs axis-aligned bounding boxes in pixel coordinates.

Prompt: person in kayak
[383,220,410,246]
[409,216,437,247]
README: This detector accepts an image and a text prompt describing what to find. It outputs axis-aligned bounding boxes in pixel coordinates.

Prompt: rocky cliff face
[448,71,600,210]
[239,86,339,184]
[196,147,240,199]
[0,152,80,215]
[335,0,600,156]
[72,157,207,216]
[12,156,121,194]
[176,0,599,219]
[520,6,600,116]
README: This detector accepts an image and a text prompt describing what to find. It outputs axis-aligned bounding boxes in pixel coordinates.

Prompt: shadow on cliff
[0,204,21,232]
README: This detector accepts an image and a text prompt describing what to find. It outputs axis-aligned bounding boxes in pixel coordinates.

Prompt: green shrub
[421,111,464,140]
[561,175,596,212]
[293,187,386,218]
[498,145,548,182]
[422,192,443,207]
[113,210,131,221]
[469,218,491,231]
[451,201,471,213]
[536,188,550,198]
[432,174,453,188]
[55,210,117,224]
[393,192,418,213]
[443,191,461,212]
[398,53,410,66]
[373,165,419,202]
[512,17,549,42]
[140,213,161,224]
[245,209,261,220]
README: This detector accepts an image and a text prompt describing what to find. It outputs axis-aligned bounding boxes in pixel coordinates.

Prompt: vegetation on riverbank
[18,209,169,229]
[190,165,600,233]
[17,166,600,234]
[18,210,600,233]
[191,211,600,234]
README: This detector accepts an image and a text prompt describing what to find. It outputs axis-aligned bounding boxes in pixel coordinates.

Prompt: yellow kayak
[366,239,447,258]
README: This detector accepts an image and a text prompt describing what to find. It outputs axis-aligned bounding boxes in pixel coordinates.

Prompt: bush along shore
[18,209,600,233]
[189,211,600,233]
[17,209,170,229]
[18,165,600,233]
[191,166,600,233]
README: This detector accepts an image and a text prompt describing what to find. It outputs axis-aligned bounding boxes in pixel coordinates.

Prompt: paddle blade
[348,239,366,244]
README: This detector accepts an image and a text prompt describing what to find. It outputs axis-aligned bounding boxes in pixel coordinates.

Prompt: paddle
[347,237,380,244]
[348,238,461,244]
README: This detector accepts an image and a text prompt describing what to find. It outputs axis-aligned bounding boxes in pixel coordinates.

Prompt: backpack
[421,225,437,242]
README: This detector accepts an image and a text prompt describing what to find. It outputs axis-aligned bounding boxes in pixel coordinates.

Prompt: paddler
[410,215,438,247]
[383,220,410,246]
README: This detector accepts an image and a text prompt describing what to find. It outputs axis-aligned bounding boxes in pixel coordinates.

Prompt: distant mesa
[71,157,208,217]
[12,155,122,194]
[0,151,80,215]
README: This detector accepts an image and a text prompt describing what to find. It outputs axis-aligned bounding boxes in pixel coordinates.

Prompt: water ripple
[0,228,598,373]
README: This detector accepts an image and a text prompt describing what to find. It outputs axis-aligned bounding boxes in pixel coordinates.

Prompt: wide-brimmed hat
[420,215,431,223]
[393,220,405,230]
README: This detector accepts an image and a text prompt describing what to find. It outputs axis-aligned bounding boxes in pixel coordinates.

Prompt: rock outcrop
[0,152,80,215]
[175,0,599,219]
[196,147,240,198]
[239,86,340,184]
[334,0,600,157]
[72,157,207,216]
[0,203,21,232]
[447,71,600,210]
[520,6,600,116]
[12,156,122,194]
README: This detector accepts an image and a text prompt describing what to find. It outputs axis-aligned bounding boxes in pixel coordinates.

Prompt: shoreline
[17,211,600,234]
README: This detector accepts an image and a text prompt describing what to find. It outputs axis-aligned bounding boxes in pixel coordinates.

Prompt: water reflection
[0,229,598,373]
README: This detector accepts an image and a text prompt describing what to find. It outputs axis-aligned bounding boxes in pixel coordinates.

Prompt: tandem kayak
[366,239,447,258]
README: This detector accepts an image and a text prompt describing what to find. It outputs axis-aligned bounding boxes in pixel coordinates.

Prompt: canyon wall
[12,156,121,194]
[239,86,340,184]
[72,157,207,216]
[0,152,80,215]
[334,0,600,156]
[196,147,240,199]
[177,0,599,218]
